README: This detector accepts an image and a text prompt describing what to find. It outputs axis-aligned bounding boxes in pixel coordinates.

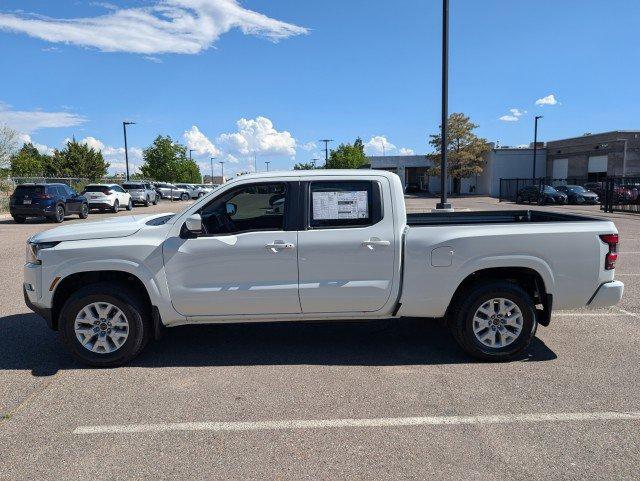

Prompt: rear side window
[47,185,64,196]
[309,180,381,228]
[84,186,110,194]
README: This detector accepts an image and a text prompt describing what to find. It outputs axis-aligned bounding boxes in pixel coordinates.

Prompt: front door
[163,182,301,317]
[297,179,397,313]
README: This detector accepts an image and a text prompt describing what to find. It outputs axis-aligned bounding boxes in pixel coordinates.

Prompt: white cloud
[183,125,220,158]
[499,108,525,122]
[17,133,55,155]
[0,103,86,133]
[398,147,415,156]
[364,135,396,155]
[300,141,316,151]
[535,94,558,106]
[0,0,308,55]
[77,136,143,174]
[217,116,296,158]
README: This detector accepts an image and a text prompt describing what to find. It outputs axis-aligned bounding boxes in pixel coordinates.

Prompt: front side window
[198,183,287,236]
[309,180,380,228]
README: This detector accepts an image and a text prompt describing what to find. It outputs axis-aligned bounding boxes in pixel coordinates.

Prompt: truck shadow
[0,313,556,376]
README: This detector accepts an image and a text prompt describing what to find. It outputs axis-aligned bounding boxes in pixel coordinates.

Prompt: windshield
[543,186,558,194]
[567,185,586,193]
[83,186,110,193]
[122,183,144,189]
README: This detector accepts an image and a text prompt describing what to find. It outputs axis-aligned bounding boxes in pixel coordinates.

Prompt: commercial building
[366,146,546,197]
[546,131,640,180]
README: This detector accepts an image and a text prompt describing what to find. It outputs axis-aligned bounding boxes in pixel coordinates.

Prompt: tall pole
[533,115,543,179]
[436,0,451,210]
[189,149,195,161]
[219,160,225,182]
[320,139,333,167]
[265,161,270,171]
[123,121,135,181]
[210,157,216,184]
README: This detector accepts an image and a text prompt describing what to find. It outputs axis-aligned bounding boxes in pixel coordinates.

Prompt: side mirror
[226,203,237,216]
[185,214,202,234]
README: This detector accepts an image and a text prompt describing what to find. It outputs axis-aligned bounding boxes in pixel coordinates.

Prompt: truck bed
[406,209,599,226]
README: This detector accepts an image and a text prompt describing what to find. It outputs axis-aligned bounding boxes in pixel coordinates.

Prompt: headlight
[26,241,59,265]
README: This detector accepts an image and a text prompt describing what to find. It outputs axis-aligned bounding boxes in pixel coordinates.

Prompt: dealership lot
[0,197,639,480]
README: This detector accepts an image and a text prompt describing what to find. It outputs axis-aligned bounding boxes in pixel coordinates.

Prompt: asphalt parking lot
[0,196,638,480]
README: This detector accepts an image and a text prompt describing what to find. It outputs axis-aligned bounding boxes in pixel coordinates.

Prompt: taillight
[599,234,619,270]
[33,193,52,199]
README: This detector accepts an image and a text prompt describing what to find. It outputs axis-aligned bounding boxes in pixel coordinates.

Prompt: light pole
[435,0,451,210]
[210,157,216,184]
[219,160,225,182]
[320,139,333,167]
[265,161,270,171]
[189,149,195,161]
[533,115,543,179]
[123,121,135,181]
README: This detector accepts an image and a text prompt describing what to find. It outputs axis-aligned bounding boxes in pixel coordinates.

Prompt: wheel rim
[472,298,523,348]
[82,204,88,216]
[74,302,130,354]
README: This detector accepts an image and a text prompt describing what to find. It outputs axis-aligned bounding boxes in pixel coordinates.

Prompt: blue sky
[0,0,638,176]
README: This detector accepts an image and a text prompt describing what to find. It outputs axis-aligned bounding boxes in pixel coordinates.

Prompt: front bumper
[587,281,624,308]
[23,285,54,329]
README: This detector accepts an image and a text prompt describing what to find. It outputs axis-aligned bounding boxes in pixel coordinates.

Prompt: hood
[30,212,174,243]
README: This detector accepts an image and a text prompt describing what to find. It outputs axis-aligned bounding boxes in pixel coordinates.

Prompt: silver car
[175,183,206,199]
[155,183,190,200]
[122,181,158,206]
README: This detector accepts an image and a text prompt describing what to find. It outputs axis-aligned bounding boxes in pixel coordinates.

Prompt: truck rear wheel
[59,283,151,367]
[448,281,537,361]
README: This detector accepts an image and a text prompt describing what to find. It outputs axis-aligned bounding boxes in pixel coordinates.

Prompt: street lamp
[210,157,216,184]
[319,139,333,167]
[265,161,270,171]
[189,149,195,161]
[122,121,136,181]
[533,115,543,179]
[219,160,225,183]
[435,0,451,210]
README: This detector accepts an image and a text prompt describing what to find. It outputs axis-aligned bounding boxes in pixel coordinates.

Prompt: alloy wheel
[74,302,130,354]
[472,298,523,348]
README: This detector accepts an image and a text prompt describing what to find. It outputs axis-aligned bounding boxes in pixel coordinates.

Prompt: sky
[0,0,639,177]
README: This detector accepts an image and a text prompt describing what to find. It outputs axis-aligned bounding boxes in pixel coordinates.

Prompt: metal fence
[499,178,590,203]
[601,177,640,213]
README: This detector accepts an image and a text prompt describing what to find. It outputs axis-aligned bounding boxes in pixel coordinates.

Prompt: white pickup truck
[23,170,624,366]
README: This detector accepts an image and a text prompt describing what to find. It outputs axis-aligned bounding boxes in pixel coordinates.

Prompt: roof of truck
[227,169,398,181]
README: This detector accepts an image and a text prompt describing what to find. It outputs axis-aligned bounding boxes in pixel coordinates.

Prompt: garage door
[588,155,608,174]
[552,158,568,179]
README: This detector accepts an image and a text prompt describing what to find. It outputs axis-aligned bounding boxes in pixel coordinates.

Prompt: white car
[24,170,623,367]
[82,184,132,213]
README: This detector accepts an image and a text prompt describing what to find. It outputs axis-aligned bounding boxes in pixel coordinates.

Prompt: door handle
[265,241,295,252]
[362,238,391,249]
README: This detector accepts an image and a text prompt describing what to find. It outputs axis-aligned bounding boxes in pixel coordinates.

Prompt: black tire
[198,192,204,198]
[126,199,133,211]
[181,193,189,201]
[144,197,150,207]
[515,195,523,204]
[59,283,151,367]
[111,199,119,213]
[537,197,545,206]
[152,196,158,205]
[53,204,65,223]
[79,203,89,219]
[13,215,26,224]
[448,281,537,362]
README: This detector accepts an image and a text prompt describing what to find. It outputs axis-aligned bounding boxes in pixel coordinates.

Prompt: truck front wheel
[59,283,151,367]
[448,281,537,361]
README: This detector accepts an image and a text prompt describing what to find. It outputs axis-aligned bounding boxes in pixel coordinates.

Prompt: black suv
[516,185,568,205]
[9,183,89,223]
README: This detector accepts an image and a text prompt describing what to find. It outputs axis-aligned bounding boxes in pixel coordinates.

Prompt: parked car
[197,184,219,194]
[9,183,89,223]
[555,185,599,205]
[122,181,158,206]
[405,182,421,194]
[23,171,623,367]
[155,183,189,200]
[175,183,206,199]
[516,185,568,205]
[584,182,633,204]
[82,184,132,213]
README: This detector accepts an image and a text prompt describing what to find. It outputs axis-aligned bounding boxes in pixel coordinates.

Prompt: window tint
[198,183,287,235]
[309,181,380,228]
[14,185,44,196]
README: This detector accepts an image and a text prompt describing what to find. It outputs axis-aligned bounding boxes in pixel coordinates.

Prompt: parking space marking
[553,308,638,318]
[73,411,640,435]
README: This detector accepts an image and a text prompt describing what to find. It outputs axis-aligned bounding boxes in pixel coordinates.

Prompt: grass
[0,197,8,214]
[1,412,11,421]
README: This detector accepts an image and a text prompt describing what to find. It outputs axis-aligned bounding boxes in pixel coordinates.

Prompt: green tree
[51,139,110,180]
[427,113,491,187]
[293,160,320,170]
[325,138,367,169]
[10,143,45,176]
[0,124,18,172]
[140,135,201,182]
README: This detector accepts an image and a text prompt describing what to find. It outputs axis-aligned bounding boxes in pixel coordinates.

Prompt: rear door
[297,178,397,313]
[62,185,81,213]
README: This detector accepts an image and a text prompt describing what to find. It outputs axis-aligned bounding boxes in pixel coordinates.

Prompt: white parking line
[74,411,640,435]
[554,308,638,318]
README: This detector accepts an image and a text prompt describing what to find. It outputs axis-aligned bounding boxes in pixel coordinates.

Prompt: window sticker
[312,190,369,220]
